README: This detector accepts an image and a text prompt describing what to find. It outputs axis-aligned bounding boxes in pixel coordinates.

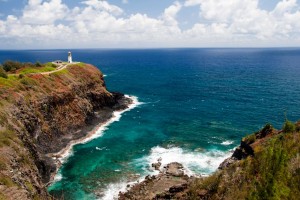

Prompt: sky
[0,0,300,49]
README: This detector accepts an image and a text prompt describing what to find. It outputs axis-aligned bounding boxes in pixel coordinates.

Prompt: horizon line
[1,47,300,51]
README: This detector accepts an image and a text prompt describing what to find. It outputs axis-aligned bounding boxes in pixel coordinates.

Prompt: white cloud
[21,0,69,25]
[122,0,128,4]
[0,0,300,48]
[182,0,300,42]
[81,0,123,16]
[162,1,182,26]
[184,0,202,7]
[272,0,298,15]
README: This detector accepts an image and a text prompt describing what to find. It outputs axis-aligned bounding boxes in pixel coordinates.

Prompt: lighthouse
[68,51,73,63]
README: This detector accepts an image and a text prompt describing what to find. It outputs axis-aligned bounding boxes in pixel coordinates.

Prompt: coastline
[47,95,142,186]
[117,148,233,199]
[100,146,233,199]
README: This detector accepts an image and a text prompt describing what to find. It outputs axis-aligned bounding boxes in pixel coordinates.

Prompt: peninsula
[0,60,132,199]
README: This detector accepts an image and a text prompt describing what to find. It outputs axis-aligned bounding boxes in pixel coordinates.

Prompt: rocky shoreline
[118,124,282,200]
[47,93,134,186]
[0,63,138,199]
[119,161,196,200]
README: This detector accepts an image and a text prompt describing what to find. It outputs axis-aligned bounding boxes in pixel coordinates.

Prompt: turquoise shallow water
[1,48,300,199]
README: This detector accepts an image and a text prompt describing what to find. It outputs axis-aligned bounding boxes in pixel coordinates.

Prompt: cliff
[121,122,300,200]
[0,63,132,199]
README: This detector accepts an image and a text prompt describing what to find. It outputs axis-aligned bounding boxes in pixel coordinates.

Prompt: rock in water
[119,162,192,200]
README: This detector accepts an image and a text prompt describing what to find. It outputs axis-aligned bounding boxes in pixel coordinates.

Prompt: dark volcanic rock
[219,124,276,170]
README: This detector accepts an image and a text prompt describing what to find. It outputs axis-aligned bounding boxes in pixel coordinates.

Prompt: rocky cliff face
[0,63,131,199]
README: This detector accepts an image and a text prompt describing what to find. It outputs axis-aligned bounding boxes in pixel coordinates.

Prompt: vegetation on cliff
[0,60,56,75]
[184,121,300,200]
[0,62,129,199]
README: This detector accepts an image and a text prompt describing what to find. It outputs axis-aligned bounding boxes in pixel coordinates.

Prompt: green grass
[0,130,17,148]
[243,133,256,143]
[7,74,18,80]
[0,176,15,187]
[44,62,58,68]
[73,62,86,67]
[25,181,34,193]
[18,66,56,74]
[50,68,69,76]
[0,74,23,87]
[0,77,15,87]
[283,120,296,133]
[19,76,38,86]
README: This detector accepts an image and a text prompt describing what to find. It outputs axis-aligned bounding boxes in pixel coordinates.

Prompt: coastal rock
[152,162,161,171]
[165,162,184,177]
[0,63,132,199]
[219,124,277,169]
[119,162,191,200]
[152,158,162,171]
[218,157,237,170]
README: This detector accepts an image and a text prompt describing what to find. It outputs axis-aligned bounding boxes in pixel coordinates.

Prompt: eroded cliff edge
[0,63,132,199]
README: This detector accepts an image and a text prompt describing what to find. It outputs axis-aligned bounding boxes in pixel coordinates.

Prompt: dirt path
[39,62,79,75]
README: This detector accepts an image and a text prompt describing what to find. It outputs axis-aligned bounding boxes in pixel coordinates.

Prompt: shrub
[261,123,273,133]
[23,62,34,68]
[283,120,296,133]
[35,61,42,67]
[2,60,22,72]
[19,77,37,87]
[0,66,7,79]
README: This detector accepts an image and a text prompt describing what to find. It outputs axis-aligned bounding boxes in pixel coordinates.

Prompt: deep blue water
[1,48,300,199]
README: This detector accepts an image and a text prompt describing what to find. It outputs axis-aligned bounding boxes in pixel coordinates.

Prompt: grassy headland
[0,61,115,199]
[182,120,300,200]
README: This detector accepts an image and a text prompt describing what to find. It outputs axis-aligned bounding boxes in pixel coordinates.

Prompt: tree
[2,60,22,72]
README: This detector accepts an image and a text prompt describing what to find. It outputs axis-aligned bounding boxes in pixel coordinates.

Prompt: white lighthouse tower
[68,51,73,63]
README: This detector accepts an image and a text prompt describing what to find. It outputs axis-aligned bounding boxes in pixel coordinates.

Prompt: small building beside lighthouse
[68,51,73,63]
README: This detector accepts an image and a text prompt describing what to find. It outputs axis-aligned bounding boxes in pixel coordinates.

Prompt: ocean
[1,48,300,199]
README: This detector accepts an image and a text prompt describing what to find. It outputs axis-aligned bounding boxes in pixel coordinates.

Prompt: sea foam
[221,140,234,146]
[141,146,232,176]
[100,146,232,200]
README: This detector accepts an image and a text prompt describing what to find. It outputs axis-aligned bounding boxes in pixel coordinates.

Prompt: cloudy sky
[0,0,299,49]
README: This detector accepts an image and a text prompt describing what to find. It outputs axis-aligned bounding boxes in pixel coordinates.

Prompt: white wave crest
[221,140,234,146]
[53,172,62,182]
[101,181,127,200]
[138,146,232,176]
